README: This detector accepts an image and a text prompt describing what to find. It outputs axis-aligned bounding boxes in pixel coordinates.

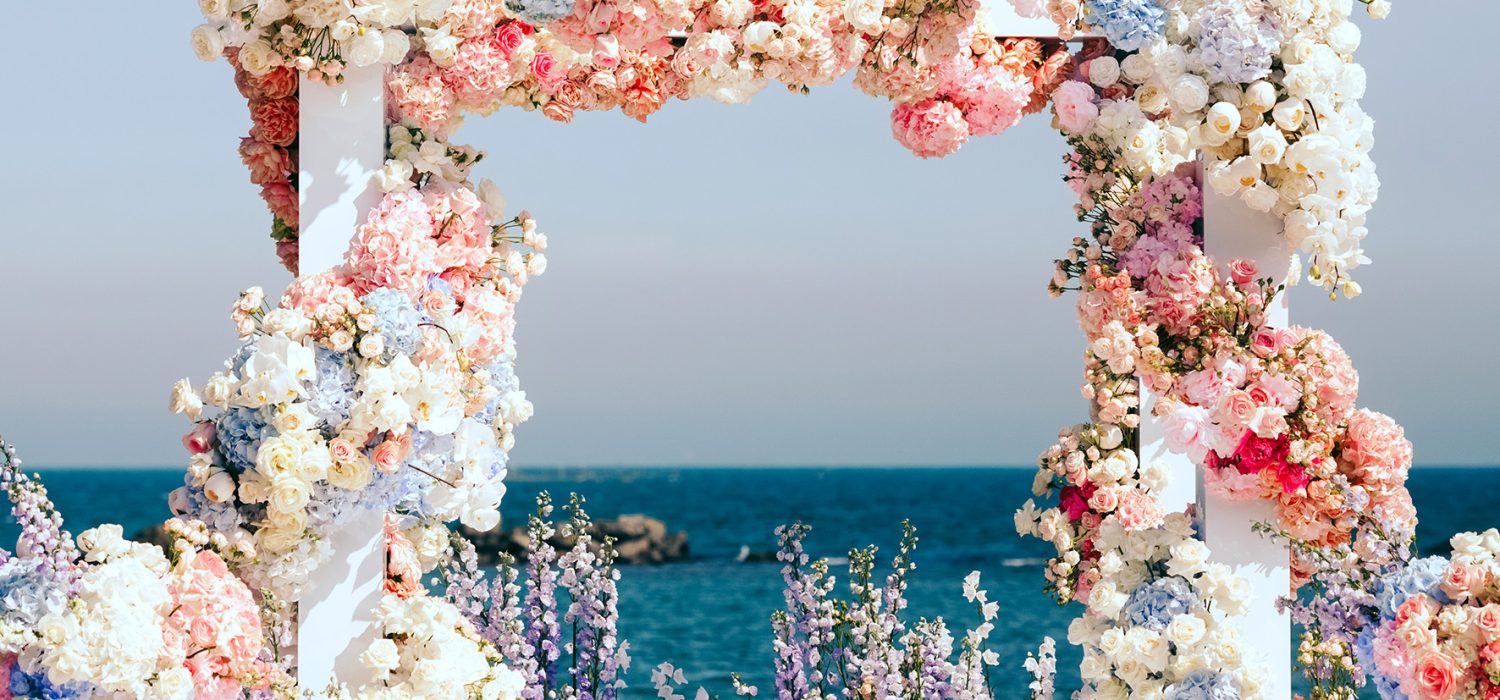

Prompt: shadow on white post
[1201,167,1292,700]
[295,65,387,692]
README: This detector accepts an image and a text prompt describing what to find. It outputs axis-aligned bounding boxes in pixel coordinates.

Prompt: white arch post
[294,64,388,691]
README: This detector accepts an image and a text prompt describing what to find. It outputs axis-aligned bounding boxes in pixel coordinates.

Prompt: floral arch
[5,0,1493,699]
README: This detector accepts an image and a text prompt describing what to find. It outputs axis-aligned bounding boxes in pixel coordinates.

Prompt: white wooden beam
[1200,170,1292,700]
[295,65,387,692]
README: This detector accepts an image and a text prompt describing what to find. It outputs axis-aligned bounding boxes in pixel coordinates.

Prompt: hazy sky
[1,3,1496,468]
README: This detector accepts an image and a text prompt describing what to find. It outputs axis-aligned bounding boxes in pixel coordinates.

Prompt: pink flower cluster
[164,550,273,698]
[228,49,301,272]
[1372,536,1500,700]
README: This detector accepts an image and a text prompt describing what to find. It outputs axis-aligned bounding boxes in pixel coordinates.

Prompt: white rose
[1120,53,1153,84]
[203,373,236,407]
[1368,0,1391,18]
[149,667,195,700]
[1165,614,1207,646]
[1168,74,1209,113]
[269,475,312,515]
[843,0,883,33]
[1167,539,1209,576]
[1272,98,1306,131]
[1243,81,1276,112]
[362,638,401,680]
[198,0,231,20]
[1089,57,1121,87]
[1246,124,1288,165]
[191,24,226,61]
[1204,102,1241,144]
[238,39,278,75]
[347,28,387,67]
[377,159,415,193]
[204,470,238,503]
[421,23,461,66]
[328,455,375,490]
[359,332,386,358]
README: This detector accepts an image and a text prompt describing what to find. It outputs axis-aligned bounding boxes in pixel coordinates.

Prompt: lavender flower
[0,436,79,588]
[1195,0,1281,85]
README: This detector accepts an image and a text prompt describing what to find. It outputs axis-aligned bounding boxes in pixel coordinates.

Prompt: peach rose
[1475,605,1500,643]
[249,98,298,147]
[1416,652,1457,699]
[1087,487,1119,513]
[1216,390,1259,427]
[371,434,409,474]
[328,437,360,465]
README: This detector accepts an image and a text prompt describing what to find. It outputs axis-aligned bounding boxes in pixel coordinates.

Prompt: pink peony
[1051,80,1099,134]
[950,66,1032,137]
[891,99,970,159]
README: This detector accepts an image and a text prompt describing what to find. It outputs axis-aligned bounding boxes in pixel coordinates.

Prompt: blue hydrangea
[306,480,370,538]
[172,475,244,534]
[0,558,63,627]
[8,667,91,700]
[216,406,274,474]
[1375,555,1448,619]
[306,347,355,432]
[227,339,258,375]
[505,0,576,25]
[362,288,423,361]
[1085,0,1166,52]
[1124,576,1199,631]
[1164,669,1239,700]
[1196,0,1281,84]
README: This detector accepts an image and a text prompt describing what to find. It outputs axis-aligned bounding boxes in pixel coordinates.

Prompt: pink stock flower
[890,99,970,159]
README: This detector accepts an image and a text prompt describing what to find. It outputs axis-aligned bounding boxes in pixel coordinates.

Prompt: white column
[1200,169,1292,699]
[295,65,387,691]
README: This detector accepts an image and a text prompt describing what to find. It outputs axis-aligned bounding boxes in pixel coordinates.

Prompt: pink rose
[592,35,620,70]
[1440,564,1477,601]
[1249,328,1283,358]
[1416,652,1457,699]
[372,434,408,474]
[328,437,360,465]
[1215,390,1259,427]
[1087,488,1119,513]
[496,20,529,59]
[189,615,219,649]
[1228,258,1258,286]
[531,51,561,90]
[1475,606,1500,644]
[183,422,217,455]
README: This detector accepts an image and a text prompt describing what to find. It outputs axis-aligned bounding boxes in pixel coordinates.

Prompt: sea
[7,466,1497,698]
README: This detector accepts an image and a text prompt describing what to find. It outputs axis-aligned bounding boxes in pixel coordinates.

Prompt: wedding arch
[1,0,1467,698]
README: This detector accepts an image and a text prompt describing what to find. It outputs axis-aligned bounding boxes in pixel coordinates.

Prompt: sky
[0,3,1496,468]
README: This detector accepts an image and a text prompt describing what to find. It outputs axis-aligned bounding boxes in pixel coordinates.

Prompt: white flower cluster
[1062,0,1385,297]
[30,526,193,699]
[352,593,525,699]
[1068,513,1268,700]
[379,126,485,193]
[192,0,446,78]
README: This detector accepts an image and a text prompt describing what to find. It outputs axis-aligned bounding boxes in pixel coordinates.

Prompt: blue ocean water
[6,466,1497,697]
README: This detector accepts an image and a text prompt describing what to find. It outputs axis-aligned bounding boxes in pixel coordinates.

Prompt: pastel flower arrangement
[0,436,289,700]
[1064,513,1269,699]
[1358,531,1500,700]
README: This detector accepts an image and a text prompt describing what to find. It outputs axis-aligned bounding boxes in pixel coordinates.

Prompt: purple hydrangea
[1165,669,1240,700]
[1196,0,1282,84]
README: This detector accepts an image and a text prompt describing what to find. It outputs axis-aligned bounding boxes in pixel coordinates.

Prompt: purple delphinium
[0,436,79,589]
[772,523,837,696]
[558,494,625,700]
